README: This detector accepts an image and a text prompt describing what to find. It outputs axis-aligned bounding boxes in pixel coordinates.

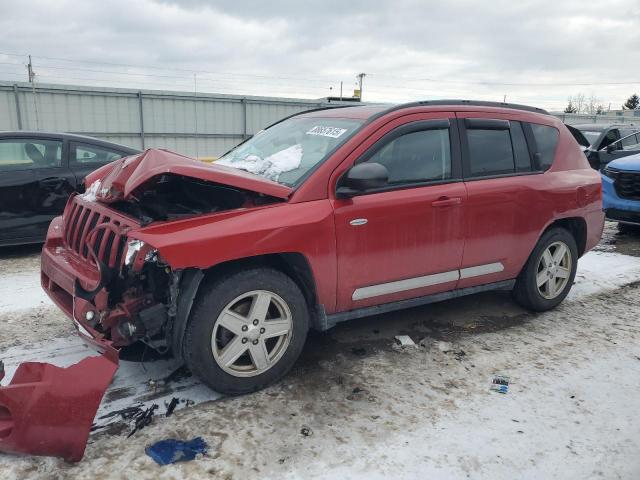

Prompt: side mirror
[336,162,389,197]
[606,144,616,154]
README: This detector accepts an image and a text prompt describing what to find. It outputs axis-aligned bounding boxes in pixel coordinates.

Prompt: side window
[600,129,621,150]
[366,129,451,184]
[0,139,62,171]
[620,130,640,150]
[72,143,124,165]
[467,129,515,176]
[530,123,559,171]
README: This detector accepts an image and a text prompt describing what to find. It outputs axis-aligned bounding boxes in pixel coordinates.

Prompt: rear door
[332,114,467,311]
[68,141,131,191]
[0,136,74,244]
[456,113,546,288]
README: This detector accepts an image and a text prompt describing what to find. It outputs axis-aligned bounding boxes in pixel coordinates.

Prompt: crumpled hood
[84,148,293,202]
[606,152,640,172]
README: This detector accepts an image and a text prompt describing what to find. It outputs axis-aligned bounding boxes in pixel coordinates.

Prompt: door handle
[431,196,462,207]
[39,177,64,188]
[349,218,368,226]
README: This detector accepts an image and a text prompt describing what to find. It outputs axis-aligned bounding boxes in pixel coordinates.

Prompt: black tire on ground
[512,227,578,312]
[184,267,309,395]
[617,222,640,235]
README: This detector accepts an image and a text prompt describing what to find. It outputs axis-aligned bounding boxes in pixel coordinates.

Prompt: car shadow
[0,243,43,259]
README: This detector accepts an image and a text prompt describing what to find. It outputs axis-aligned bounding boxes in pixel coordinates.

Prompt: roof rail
[371,100,549,121]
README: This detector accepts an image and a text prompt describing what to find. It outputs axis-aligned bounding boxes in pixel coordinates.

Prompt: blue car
[601,152,640,232]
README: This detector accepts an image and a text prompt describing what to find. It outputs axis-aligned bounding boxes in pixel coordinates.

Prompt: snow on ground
[0,268,50,313]
[1,225,640,479]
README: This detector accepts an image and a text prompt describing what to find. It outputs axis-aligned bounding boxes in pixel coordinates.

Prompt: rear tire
[184,267,309,395]
[513,228,578,312]
[618,222,640,235]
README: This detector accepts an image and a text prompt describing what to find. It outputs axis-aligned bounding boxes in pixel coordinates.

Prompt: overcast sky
[1,0,639,110]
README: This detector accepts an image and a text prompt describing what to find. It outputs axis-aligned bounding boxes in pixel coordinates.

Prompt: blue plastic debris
[145,437,208,465]
[490,374,510,394]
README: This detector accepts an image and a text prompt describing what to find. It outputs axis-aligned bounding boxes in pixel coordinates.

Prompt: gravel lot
[1,222,640,479]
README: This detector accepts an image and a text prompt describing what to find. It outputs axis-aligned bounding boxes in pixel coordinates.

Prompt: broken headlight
[124,239,144,266]
[124,239,157,268]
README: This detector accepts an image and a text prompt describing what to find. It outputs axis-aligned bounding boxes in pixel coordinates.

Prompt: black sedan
[0,131,140,246]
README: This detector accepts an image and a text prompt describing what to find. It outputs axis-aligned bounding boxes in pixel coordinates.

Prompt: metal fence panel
[0,81,348,158]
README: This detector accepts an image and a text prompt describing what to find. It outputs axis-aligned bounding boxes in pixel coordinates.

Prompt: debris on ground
[300,426,313,437]
[145,437,208,465]
[394,335,417,347]
[128,404,159,438]
[165,397,180,417]
[490,375,510,394]
[435,341,466,360]
[346,386,376,402]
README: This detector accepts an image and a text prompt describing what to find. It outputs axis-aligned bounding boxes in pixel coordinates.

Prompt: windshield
[217,117,363,186]
[578,129,603,145]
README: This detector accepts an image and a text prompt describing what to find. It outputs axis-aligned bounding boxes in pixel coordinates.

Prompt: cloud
[0,0,639,110]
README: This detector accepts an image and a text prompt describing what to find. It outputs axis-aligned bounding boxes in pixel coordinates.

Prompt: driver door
[332,115,467,311]
[0,136,75,244]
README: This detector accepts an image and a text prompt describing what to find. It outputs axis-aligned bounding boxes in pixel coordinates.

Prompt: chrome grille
[63,198,127,269]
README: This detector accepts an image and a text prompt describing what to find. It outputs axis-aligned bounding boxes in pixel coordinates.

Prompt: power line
[0,51,340,84]
[368,72,640,87]
[1,50,637,88]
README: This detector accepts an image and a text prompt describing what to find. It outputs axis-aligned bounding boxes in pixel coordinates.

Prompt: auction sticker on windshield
[306,125,348,138]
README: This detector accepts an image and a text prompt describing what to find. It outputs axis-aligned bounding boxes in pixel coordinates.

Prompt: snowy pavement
[1,223,640,479]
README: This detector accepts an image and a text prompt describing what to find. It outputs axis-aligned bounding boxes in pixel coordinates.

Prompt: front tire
[184,267,309,395]
[513,228,578,311]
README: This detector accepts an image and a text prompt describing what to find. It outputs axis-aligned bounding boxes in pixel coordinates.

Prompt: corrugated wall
[0,81,349,158]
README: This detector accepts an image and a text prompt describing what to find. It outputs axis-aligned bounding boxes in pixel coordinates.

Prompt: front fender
[129,200,337,312]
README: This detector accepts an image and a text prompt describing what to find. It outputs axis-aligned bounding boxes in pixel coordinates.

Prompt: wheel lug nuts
[260,328,265,334]
[253,319,259,326]
[242,338,248,344]
[241,325,248,332]
[252,340,259,345]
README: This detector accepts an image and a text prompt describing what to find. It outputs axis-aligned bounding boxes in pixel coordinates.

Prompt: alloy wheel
[211,290,293,377]
[536,241,572,300]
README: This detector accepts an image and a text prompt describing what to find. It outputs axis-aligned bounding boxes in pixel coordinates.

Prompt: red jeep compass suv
[0,101,604,460]
[1,101,604,460]
[44,100,603,392]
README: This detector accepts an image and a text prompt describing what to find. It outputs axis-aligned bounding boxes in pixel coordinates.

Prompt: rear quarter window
[530,123,559,171]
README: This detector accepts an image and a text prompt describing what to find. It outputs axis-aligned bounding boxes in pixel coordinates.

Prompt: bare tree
[568,93,586,114]
[566,93,605,114]
[586,94,602,114]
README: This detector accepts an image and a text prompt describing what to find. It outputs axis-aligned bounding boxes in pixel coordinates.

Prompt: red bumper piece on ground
[0,352,118,462]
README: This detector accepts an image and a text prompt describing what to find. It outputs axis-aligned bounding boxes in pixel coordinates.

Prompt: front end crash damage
[1,149,288,462]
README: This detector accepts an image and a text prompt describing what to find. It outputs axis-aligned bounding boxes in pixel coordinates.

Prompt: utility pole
[356,73,366,101]
[26,55,40,130]
[503,94,507,103]
[27,55,35,83]
[340,81,343,101]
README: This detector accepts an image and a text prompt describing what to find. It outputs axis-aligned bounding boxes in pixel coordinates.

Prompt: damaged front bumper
[0,196,175,462]
[0,323,119,462]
